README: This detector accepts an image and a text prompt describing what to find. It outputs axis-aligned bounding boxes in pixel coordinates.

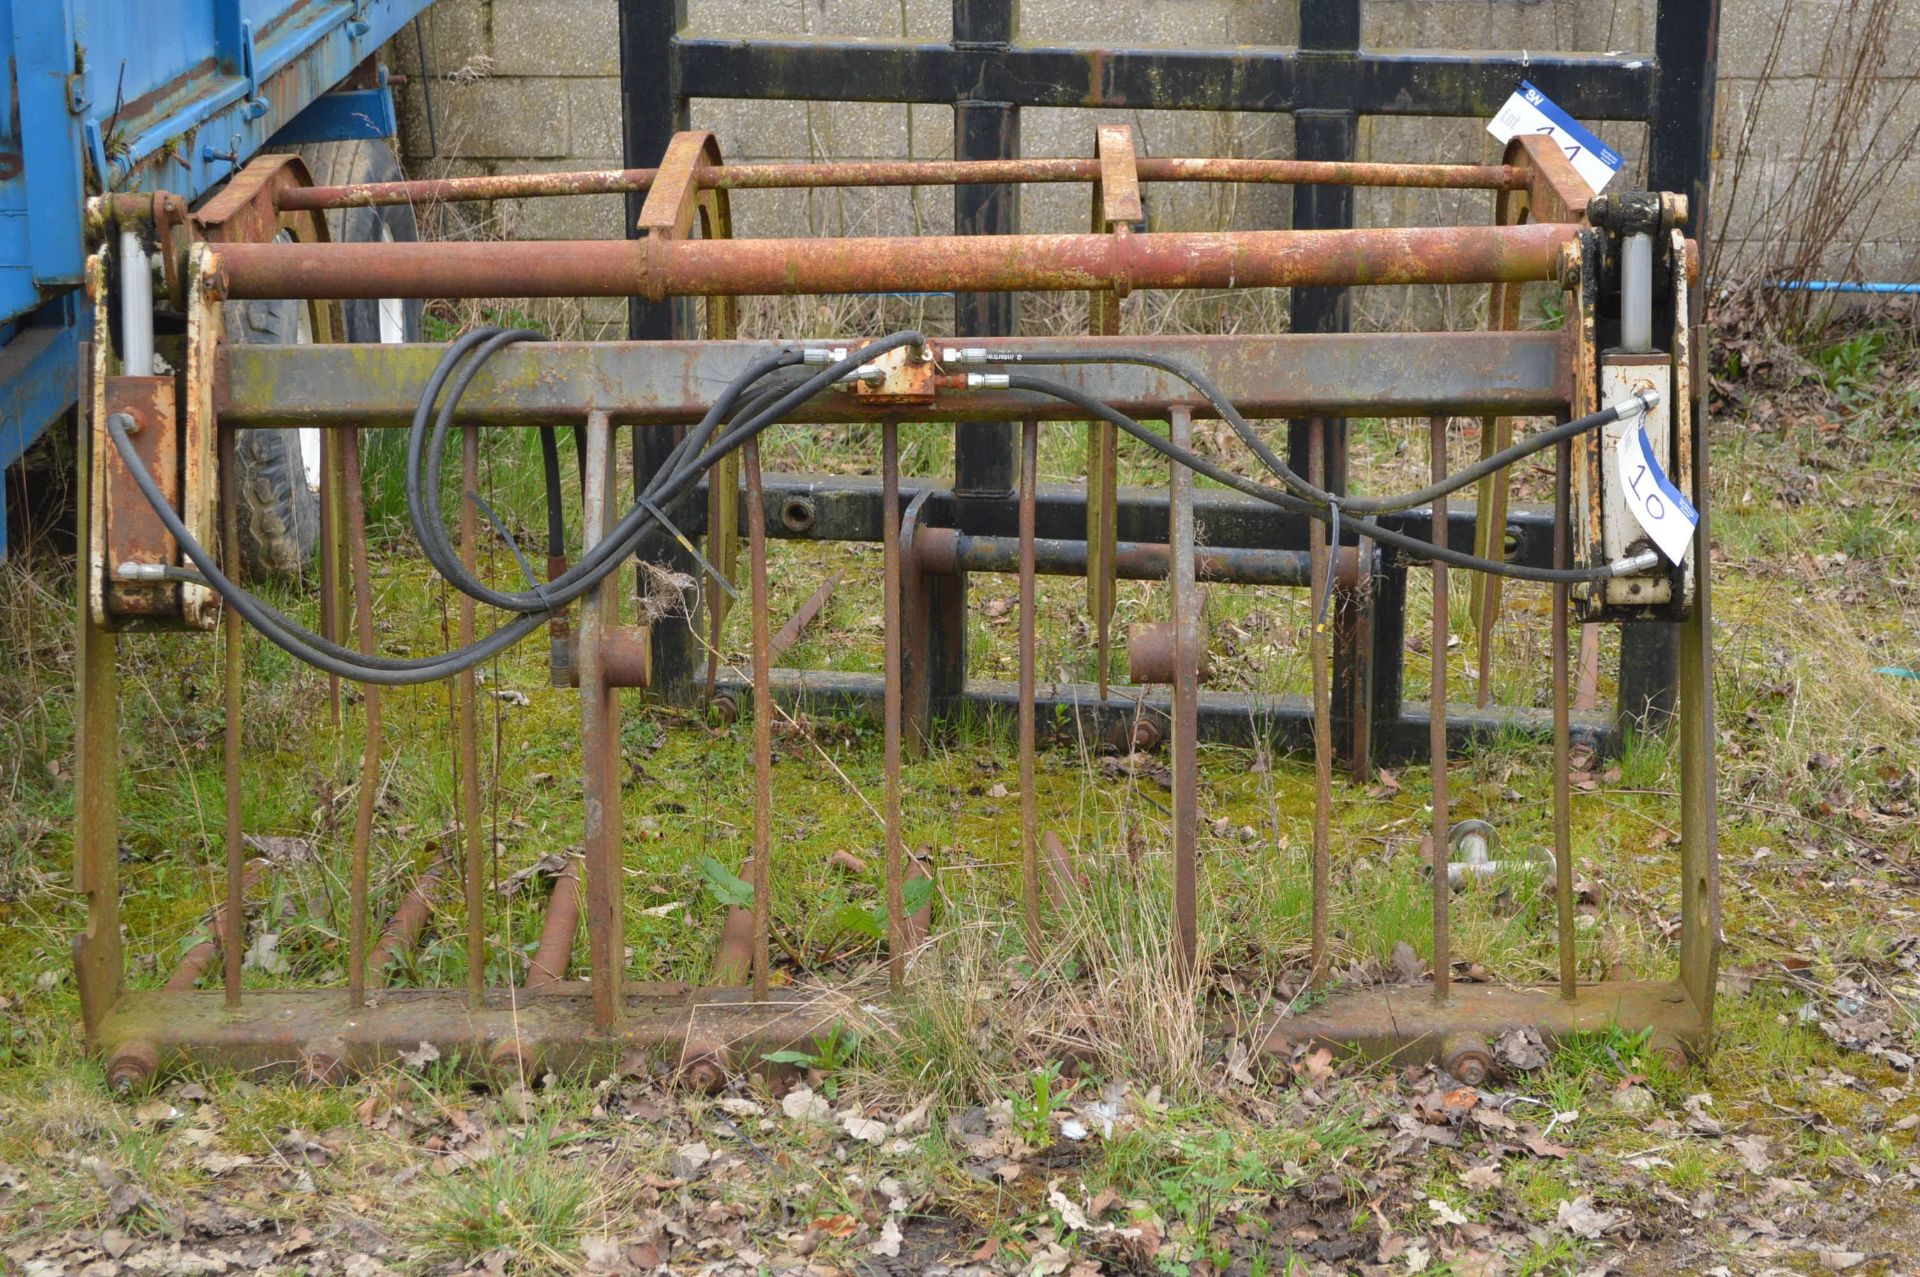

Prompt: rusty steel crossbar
[73,131,1719,1091]
[271,155,1532,212]
[207,222,1576,302]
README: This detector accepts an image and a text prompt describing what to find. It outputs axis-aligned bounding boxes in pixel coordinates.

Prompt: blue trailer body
[0,0,432,551]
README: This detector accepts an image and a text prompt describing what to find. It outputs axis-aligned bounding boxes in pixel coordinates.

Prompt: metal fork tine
[745,439,774,1001]
[1310,419,1332,985]
[1169,405,1199,985]
[459,425,484,1007]
[343,427,381,1010]
[220,426,244,1010]
[883,424,909,987]
[1554,435,1577,998]
[1018,417,1040,962]
[579,411,623,1031]
[1429,413,1451,1006]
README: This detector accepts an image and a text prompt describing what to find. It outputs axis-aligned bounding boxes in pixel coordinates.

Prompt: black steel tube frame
[616,0,1721,747]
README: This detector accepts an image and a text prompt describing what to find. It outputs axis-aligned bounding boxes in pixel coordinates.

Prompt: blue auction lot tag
[1616,422,1698,564]
[1487,81,1623,193]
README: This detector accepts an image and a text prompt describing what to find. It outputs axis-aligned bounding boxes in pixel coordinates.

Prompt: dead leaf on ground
[1556,1195,1622,1238]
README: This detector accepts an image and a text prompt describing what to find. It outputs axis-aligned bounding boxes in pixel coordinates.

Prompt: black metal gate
[614,0,1720,757]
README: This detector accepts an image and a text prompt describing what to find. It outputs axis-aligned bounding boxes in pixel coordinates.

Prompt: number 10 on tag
[1615,422,1698,565]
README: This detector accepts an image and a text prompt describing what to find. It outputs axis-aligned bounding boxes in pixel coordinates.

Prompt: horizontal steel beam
[914,528,1318,586]
[97,986,838,1082]
[209,222,1573,300]
[275,156,1530,212]
[673,38,1658,119]
[711,668,1611,758]
[217,332,1569,426]
[734,474,1563,571]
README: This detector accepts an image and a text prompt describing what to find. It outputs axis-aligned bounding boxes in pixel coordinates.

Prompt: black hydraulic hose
[107,331,927,684]
[981,347,1650,517]
[1001,373,1620,583]
[105,411,547,683]
[409,332,924,614]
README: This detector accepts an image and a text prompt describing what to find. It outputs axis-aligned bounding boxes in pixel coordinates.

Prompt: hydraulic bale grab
[73,129,1717,1090]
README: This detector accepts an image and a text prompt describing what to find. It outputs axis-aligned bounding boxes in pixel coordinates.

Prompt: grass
[403,1122,608,1268]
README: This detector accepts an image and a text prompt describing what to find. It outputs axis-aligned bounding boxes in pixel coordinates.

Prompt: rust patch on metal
[102,375,179,624]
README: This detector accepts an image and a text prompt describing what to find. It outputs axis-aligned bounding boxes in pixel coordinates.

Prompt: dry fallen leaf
[1461,1165,1504,1192]
[869,1217,903,1258]
[780,1086,832,1123]
[1731,1133,1773,1175]
[1556,1195,1623,1238]
[668,1141,711,1179]
[1494,1025,1549,1072]
[840,1111,888,1145]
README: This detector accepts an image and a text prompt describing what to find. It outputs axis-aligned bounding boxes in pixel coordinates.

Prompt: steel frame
[75,130,1719,1087]
[618,0,1721,744]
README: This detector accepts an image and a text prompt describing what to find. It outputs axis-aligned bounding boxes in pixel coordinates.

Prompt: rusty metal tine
[1472,183,1523,710]
[703,447,739,703]
[1554,437,1578,997]
[164,860,265,992]
[366,864,443,989]
[1086,132,1132,705]
[771,568,845,661]
[1574,624,1602,711]
[1429,414,1450,1006]
[578,410,623,1030]
[319,429,339,726]
[220,425,244,1010]
[1471,410,1511,710]
[73,326,122,1040]
[459,426,484,1007]
[524,857,583,990]
[1041,831,1080,910]
[1309,420,1332,985]
[342,427,381,1011]
[709,856,755,987]
[1169,406,1200,986]
[745,439,775,1002]
[881,424,908,989]
[1018,417,1041,964]
[903,851,936,952]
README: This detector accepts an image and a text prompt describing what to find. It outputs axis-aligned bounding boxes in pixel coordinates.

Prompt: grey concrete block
[687,0,951,39]
[492,0,620,77]
[398,77,572,159]
[568,78,623,156]
[394,0,492,70]
[1718,0,1917,80]
[1021,0,1242,45]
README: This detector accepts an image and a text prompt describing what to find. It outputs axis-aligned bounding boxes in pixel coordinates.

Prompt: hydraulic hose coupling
[1607,548,1663,577]
[1613,388,1660,420]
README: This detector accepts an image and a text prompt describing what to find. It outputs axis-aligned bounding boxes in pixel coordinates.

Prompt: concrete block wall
[386,0,1919,327]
